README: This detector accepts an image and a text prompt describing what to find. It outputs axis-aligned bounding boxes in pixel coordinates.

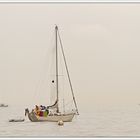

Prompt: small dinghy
[9,119,24,122]
[58,120,64,126]
[0,103,8,107]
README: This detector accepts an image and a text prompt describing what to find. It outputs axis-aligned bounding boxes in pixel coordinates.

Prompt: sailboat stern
[28,112,39,122]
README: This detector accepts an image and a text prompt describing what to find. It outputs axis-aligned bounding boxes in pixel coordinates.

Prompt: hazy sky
[0,4,140,112]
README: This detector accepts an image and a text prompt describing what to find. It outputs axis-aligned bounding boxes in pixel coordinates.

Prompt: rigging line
[58,36,65,113]
[34,30,55,104]
[34,55,48,103]
[57,29,79,115]
[50,29,57,106]
[65,100,73,106]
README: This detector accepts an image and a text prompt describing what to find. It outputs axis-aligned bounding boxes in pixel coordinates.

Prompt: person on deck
[35,105,40,116]
[40,105,46,110]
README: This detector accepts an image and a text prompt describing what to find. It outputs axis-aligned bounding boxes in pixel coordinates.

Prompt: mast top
[55,25,58,30]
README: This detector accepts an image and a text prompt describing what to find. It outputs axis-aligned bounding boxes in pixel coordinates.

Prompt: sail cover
[47,100,58,109]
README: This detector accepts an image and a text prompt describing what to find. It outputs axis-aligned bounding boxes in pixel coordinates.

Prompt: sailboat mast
[55,25,59,113]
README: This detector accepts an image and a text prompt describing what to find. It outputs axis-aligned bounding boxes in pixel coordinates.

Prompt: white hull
[28,112,75,122]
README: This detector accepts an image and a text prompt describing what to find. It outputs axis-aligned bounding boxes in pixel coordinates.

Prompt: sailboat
[25,25,79,122]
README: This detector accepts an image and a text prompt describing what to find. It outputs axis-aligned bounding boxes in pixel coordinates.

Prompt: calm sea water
[1,105,140,137]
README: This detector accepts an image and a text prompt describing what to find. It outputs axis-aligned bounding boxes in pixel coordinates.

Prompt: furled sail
[47,100,58,109]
